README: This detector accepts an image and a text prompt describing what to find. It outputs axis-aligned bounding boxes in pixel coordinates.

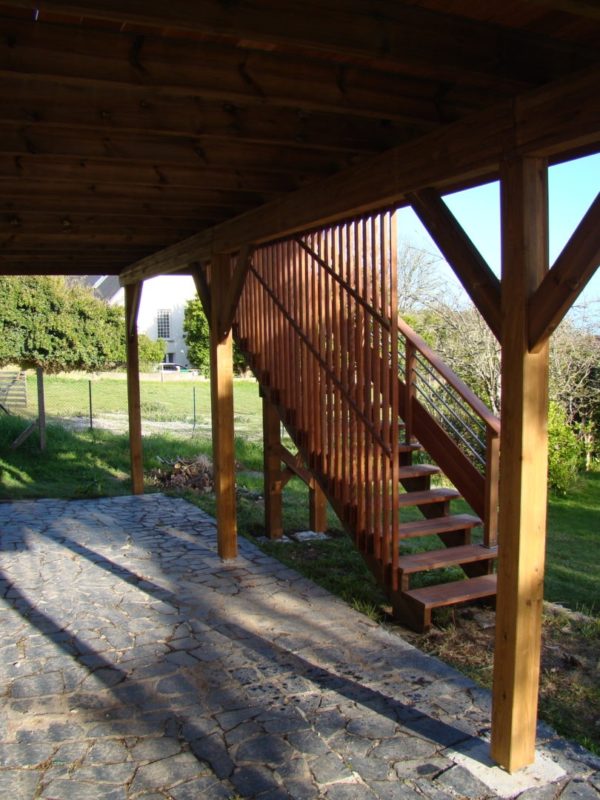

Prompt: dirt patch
[394,603,600,754]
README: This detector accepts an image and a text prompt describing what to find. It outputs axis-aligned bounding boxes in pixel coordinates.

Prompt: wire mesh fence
[6,371,264,442]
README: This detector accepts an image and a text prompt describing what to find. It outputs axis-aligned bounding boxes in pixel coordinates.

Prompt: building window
[156,309,171,339]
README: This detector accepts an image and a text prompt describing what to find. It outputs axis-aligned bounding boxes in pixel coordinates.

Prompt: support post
[125,283,144,495]
[210,254,238,559]
[309,483,328,533]
[262,395,283,539]
[491,155,550,773]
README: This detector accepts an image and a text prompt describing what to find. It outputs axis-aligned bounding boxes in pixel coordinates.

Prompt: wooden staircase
[233,215,500,632]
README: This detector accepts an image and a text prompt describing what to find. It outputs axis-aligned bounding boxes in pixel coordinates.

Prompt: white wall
[112,275,198,366]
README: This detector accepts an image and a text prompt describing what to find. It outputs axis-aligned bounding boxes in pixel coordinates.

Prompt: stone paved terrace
[0,495,598,800]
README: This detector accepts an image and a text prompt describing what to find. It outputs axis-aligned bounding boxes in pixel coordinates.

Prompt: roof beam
[409,188,502,340]
[1,0,594,88]
[119,67,600,284]
[528,192,600,350]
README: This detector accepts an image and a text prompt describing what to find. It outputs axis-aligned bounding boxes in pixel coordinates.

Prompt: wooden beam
[119,67,600,284]
[528,192,600,350]
[210,254,237,559]
[491,155,550,773]
[409,188,502,340]
[3,0,594,88]
[309,484,328,534]
[125,282,144,495]
[524,0,600,20]
[262,395,283,540]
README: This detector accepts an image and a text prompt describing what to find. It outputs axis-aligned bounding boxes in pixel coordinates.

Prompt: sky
[396,153,600,329]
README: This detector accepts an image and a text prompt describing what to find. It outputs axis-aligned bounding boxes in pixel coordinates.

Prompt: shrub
[547,401,584,494]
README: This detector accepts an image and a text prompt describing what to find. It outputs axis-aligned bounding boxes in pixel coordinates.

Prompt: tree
[183,298,247,375]
[0,275,165,374]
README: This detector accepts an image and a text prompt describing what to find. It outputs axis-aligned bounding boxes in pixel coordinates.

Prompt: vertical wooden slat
[484,428,500,548]
[210,254,237,560]
[491,155,550,773]
[389,212,400,585]
[125,282,144,495]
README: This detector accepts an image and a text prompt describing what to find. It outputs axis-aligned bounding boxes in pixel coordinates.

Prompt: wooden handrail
[398,316,500,435]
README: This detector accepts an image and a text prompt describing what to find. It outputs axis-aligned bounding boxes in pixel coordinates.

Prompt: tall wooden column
[210,255,237,559]
[125,282,144,495]
[263,394,283,539]
[491,156,550,772]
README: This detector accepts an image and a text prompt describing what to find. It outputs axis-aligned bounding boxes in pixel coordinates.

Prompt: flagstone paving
[0,494,598,799]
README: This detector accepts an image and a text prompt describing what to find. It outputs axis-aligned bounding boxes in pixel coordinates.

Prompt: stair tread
[398,514,482,539]
[398,443,422,453]
[398,488,460,507]
[404,573,497,609]
[398,464,440,479]
[399,544,498,574]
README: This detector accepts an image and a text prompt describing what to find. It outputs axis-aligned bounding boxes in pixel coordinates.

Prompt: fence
[4,372,263,442]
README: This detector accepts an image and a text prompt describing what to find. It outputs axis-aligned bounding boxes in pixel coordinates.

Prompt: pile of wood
[149,455,214,494]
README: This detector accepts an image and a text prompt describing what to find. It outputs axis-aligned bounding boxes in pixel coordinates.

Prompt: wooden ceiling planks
[0,0,597,277]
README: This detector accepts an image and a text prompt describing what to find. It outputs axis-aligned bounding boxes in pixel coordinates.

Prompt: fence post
[88,379,93,430]
[193,386,197,431]
[36,367,46,451]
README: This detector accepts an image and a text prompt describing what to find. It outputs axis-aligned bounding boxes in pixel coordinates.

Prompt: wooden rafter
[2,0,595,88]
[120,67,600,284]
[409,188,502,340]
[528,192,600,350]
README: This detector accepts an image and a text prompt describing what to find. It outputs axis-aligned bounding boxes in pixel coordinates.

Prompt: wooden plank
[0,77,405,153]
[0,17,457,124]
[528,192,600,350]
[309,484,328,533]
[399,544,497,574]
[262,395,283,540]
[491,156,550,773]
[125,282,144,494]
[3,0,593,87]
[409,188,502,340]
[210,253,237,559]
[398,514,481,540]
[120,67,600,284]
[404,573,496,608]
[0,154,297,194]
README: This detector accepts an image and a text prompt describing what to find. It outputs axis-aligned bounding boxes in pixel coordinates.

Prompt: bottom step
[403,573,497,611]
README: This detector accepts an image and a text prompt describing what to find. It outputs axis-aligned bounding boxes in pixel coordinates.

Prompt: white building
[82,274,198,367]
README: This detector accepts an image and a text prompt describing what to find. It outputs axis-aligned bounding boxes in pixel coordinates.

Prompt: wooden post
[210,254,237,559]
[263,394,283,539]
[491,155,550,773]
[309,483,328,533]
[36,367,46,451]
[125,283,144,495]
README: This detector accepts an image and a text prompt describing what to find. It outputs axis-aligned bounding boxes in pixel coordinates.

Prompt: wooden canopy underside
[0,0,598,279]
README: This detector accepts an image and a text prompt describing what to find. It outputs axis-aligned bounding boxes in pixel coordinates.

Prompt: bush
[547,402,584,494]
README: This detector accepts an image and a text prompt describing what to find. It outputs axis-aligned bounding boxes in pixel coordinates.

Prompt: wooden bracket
[218,244,255,341]
[409,188,502,340]
[192,262,212,324]
[126,281,142,339]
[528,192,600,351]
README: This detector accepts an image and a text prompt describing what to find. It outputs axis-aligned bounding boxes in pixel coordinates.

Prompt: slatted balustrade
[233,210,500,627]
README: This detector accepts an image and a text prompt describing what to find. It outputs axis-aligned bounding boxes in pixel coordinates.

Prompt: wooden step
[399,544,497,575]
[398,443,422,454]
[398,513,481,540]
[398,464,440,481]
[403,573,497,610]
[398,487,460,508]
